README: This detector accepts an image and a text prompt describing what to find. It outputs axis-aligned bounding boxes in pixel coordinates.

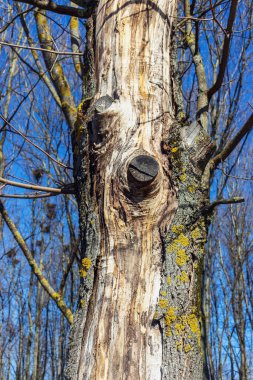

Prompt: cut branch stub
[128,155,159,186]
[94,95,114,113]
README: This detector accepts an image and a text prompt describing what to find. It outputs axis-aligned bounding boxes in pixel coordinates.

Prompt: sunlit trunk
[67,1,214,379]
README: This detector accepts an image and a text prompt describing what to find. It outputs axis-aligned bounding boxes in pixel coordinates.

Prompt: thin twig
[0,192,57,199]
[203,197,244,213]
[0,114,72,170]
[0,40,84,56]
[0,7,35,34]
[217,168,253,181]
[208,0,239,100]
[0,176,75,194]
[211,112,253,168]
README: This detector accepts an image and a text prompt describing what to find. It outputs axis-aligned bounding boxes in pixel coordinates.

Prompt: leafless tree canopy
[0,0,252,379]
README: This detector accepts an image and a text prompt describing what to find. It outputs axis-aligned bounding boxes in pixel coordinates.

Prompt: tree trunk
[66,1,214,379]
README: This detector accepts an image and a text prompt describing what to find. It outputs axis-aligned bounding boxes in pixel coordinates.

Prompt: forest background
[0,0,252,379]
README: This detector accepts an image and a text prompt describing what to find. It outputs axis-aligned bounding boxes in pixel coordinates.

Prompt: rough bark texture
[66,1,215,379]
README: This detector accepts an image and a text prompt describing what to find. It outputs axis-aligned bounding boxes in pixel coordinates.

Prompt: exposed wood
[67,1,218,379]
[69,1,178,379]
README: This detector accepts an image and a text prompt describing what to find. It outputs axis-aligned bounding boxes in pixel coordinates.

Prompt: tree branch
[207,0,239,100]
[0,40,84,56]
[0,201,74,324]
[202,112,253,190]
[0,114,72,169]
[0,176,75,194]
[211,112,253,167]
[203,197,244,213]
[0,192,58,199]
[13,0,93,18]
[34,10,77,130]
[184,0,208,130]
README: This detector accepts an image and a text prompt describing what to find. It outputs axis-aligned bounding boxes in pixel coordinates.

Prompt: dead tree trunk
[66,1,214,379]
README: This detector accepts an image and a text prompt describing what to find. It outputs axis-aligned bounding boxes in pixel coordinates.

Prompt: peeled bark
[66,1,214,379]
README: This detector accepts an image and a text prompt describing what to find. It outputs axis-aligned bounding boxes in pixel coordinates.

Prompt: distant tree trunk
[66,1,214,379]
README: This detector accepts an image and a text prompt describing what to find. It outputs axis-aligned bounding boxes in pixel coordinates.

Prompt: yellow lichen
[167,276,171,285]
[191,227,201,240]
[166,241,178,253]
[179,173,187,182]
[171,147,179,153]
[158,299,169,309]
[175,322,185,334]
[176,341,182,351]
[176,249,188,266]
[184,343,192,353]
[166,327,172,337]
[171,224,185,234]
[188,182,198,193]
[165,306,177,326]
[175,234,189,247]
[193,262,198,269]
[187,314,201,346]
[70,16,79,29]
[79,268,87,278]
[178,111,185,120]
[177,271,189,283]
[80,298,86,308]
[160,290,167,297]
[200,247,205,255]
[81,257,92,270]
[153,311,159,320]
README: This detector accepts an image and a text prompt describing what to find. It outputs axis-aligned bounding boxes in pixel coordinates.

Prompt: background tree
[0,0,252,379]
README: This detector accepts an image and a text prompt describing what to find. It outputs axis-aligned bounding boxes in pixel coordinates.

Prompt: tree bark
[66,1,215,379]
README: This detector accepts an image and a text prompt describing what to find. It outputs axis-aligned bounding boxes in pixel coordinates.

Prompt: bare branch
[0,6,35,34]
[0,40,84,56]
[184,0,208,130]
[212,112,253,168]
[70,7,84,78]
[0,177,60,193]
[0,192,57,199]
[13,0,93,18]
[0,115,72,170]
[34,10,77,130]
[217,168,253,181]
[203,197,244,212]
[0,176,75,194]
[208,0,239,100]
[0,200,74,324]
